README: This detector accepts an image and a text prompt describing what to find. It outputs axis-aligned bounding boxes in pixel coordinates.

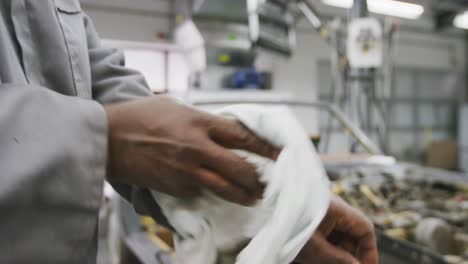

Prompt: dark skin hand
[104,96,279,206]
[295,196,378,264]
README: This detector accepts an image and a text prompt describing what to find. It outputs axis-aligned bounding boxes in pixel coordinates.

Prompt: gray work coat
[0,0,157,263]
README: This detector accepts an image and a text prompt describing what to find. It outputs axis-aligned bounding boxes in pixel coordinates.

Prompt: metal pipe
[346,0,376,148]
[296,0,346,59]
[296,1,323,29]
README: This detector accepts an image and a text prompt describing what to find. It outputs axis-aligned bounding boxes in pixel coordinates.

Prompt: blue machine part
[231,68,264,89]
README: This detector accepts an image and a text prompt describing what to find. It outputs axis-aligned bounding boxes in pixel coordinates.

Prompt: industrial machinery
[186,0,399,153]
[292,0,399,153]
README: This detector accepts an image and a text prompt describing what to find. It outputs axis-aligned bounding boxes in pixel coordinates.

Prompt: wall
[81,0,171,42]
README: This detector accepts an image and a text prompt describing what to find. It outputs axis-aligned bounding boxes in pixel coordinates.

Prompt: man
[0,0,377,263]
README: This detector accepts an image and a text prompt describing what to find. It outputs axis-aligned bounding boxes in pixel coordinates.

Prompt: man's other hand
[104,96,279,206]
[295,196,378,264]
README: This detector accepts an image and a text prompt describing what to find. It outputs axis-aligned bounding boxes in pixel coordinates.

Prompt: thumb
[315,236,360,264]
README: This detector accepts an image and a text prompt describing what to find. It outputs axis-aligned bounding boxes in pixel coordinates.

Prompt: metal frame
[318,60,462,161]
[247,0,297,56]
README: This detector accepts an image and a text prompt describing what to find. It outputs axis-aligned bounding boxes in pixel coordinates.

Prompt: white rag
[151,105,331,264]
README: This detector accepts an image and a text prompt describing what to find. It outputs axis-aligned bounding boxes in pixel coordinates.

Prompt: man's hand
[104,96,279,206]
[295,196,378,264]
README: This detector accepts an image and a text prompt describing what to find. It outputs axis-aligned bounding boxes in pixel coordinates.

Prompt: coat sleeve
[83,14,173,229]
[0,84,107,263]
[84,14,153,104]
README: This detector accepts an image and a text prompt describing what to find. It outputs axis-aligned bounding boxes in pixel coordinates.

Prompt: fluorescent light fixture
[454,11,468,30]
[321,0,424,20]
[322,0,353,8]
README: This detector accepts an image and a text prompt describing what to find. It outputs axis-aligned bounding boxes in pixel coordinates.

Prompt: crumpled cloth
[151,105,331,264]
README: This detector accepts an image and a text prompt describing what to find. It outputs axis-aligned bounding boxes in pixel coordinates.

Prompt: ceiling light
[321,0,424,20]
[454,11,468,30]
[322,0,353,9]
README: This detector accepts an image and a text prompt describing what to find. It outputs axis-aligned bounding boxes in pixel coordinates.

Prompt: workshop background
[82,0,467,167]
[79,0,468,263]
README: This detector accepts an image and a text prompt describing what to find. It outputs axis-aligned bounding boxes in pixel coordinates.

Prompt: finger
[171,184,202,199]
[148,179,202,200]
[332,198,378,264]
[148,169,202,199]
[345,213,377,264]
[193,168,255,206]
[357,230,378,264]
[306,235,360,264]
[319,238,359,264]
[340,238,358,255]
[208,117,280,160]
[199,142,264,198]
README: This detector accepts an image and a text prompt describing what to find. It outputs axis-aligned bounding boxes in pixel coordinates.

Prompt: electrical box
[347,17,383,69]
